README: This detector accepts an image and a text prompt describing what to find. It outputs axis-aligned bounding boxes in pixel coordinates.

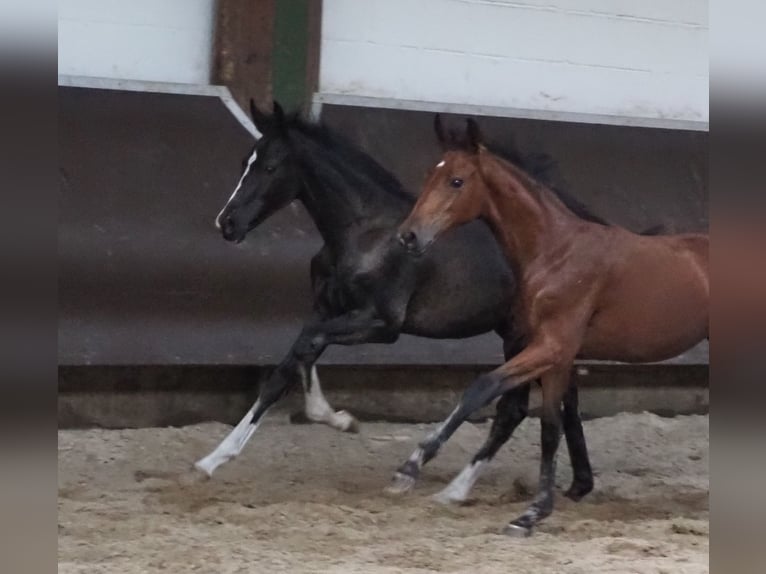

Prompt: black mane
[283,114,414,204]
[485,140,610,226]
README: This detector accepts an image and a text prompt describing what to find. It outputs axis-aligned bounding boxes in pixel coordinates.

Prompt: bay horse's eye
[450,177,464,189]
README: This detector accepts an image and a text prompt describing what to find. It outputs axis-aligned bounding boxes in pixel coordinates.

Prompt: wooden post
[305,0,322,114]
[213,0,276,115]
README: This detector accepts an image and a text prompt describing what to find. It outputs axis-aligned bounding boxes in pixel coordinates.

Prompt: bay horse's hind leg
[432,384,530,504]
[301,365,359,433]
[562,383,593,501]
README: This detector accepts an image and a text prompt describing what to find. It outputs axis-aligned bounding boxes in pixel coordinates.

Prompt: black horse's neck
[287,126,414,252]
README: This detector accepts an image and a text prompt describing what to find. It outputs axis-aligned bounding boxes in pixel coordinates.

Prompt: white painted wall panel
[58,0,215,85]
[320,0,708,126]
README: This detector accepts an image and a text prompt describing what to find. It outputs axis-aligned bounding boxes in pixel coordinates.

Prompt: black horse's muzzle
[218,213,245,243]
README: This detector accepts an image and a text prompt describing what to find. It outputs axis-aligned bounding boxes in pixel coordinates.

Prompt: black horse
[195,102,594,506]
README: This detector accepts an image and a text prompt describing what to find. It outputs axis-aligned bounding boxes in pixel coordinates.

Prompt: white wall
[58,0,216,85]
[319,0,708,127]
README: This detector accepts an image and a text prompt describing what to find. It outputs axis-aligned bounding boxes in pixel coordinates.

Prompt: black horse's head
[215,100,302,242]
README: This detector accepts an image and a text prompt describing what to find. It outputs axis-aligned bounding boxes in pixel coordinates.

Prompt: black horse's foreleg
[195,308,398,476]
[194,351,313,476]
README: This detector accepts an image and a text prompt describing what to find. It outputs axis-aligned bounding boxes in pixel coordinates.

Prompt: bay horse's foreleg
[434,342,594,505]
[387,342,558,494]
[504,368,571,537]
[432,384,530,504]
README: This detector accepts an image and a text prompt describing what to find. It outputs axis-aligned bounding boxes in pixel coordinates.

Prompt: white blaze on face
[215,148,258,228]
[436,160,446,169]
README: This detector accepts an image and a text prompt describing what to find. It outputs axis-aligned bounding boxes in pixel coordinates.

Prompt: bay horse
[395,117,709,535]
[196,102,595,505]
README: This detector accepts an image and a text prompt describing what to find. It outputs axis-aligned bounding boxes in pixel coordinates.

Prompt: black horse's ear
[250,98,271,133]
[272,100,286,127]
[434,113,448,149]
[466,118,483,151]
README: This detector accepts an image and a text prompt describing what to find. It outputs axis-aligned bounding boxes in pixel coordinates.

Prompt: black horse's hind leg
[297,364,359,433]
[431,385,530,504]
[562,383,593,501]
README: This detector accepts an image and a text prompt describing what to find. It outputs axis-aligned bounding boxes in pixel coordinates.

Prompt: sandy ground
[58,412,708,574]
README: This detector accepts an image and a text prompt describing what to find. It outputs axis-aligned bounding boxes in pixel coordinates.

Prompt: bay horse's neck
[479,152,586,270]
[292,130,412,252]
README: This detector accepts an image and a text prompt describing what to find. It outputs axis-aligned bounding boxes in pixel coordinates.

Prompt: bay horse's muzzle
[397,228,429,256]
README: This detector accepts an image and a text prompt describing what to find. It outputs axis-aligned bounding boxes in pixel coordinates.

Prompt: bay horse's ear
[434,114,449,149]
[250,98,272,133]
[466,118,483,152]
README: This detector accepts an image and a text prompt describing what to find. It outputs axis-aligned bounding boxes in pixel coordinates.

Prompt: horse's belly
[580,271,708,363]
[580,316,706,363]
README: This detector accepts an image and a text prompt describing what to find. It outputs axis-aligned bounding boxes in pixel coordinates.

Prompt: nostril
[220,216,235,236]
[398,230,416,246]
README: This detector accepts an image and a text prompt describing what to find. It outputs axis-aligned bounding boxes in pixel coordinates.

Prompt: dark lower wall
[58,364,709,428]
[58,87,708,367]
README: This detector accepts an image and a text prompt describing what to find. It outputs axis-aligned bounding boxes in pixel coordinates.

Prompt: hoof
[179,467,210,486]
[337,410,360,434]
[502,522,533,538]
[384,472,416,495]
[431,489,466,506]
[564,481,593,502]
[193,460,216,478]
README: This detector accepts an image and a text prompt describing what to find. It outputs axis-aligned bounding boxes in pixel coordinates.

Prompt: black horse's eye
[450,177,464,189]
[265,164,276,174]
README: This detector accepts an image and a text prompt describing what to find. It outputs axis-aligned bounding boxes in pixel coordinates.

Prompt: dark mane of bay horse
[447,135,668,235]
[481,141,610,227]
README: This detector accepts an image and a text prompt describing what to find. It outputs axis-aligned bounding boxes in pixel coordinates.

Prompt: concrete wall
[58,0,216,84]
[320,0,708,125]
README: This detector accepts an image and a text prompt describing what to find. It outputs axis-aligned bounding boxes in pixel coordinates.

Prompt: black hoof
[564,480,594,502]
[502,522,532,538]
[384,472,416,495]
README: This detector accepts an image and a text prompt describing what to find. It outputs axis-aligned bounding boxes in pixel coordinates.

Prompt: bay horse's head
[398,115,487,255]
[215,100,302,243]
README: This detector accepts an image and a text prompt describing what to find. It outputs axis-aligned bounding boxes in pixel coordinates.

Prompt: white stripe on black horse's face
[215,130,299,243]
